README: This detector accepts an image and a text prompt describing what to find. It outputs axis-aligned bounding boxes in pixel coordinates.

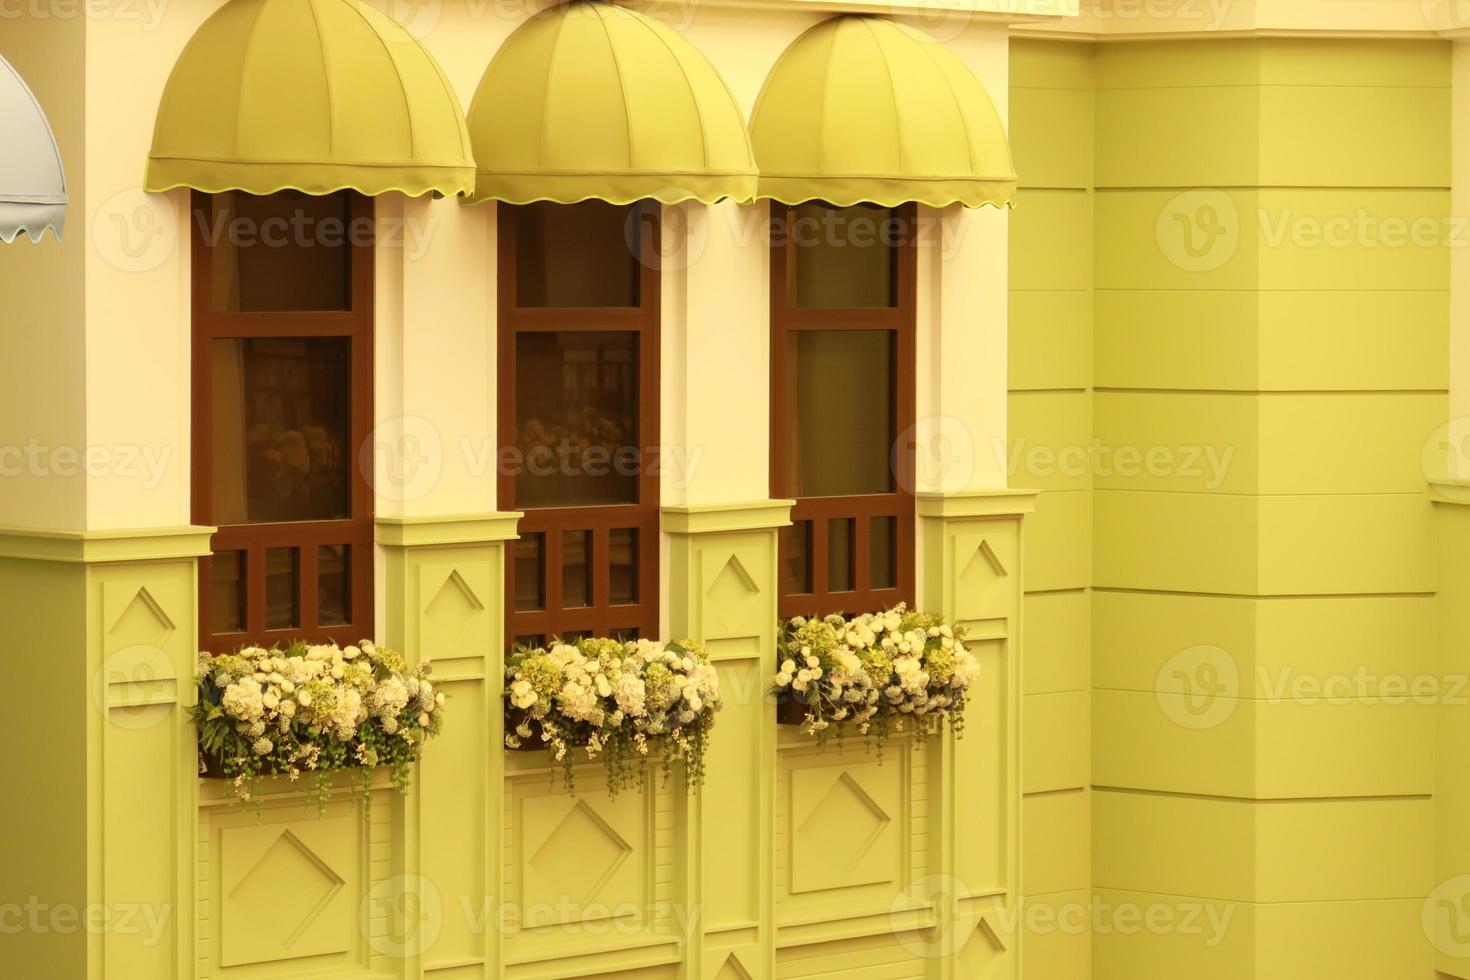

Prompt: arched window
[771,202,917,618]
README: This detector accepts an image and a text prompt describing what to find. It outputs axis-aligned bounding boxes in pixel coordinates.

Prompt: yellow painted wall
[1009,38,1095,980]
[1012,34,1452,979]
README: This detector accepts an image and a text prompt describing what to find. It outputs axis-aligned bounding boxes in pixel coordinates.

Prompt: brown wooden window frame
[497,202,662,647]
[770,202,918,619]
[191,190,376,652]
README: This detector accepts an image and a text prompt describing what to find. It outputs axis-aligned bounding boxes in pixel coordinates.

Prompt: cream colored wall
[0,16,86,530]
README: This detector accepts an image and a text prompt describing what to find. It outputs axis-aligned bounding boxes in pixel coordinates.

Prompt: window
[498,202,661,646]
[771,202,917,618]
[192,191,375,650]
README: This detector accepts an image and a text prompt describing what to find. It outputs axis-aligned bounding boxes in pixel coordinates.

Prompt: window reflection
[210,337,351,525]
[789,202,899,309]
[207,191,353,312]
[784,330,895,497]
[514,331,639,508]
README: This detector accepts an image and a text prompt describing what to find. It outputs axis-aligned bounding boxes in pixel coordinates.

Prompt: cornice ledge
[0,524,216,564]
[375,512,524,548]
[916,487,1040,519]
[1012,0,1450,40]
[662,499,797,535]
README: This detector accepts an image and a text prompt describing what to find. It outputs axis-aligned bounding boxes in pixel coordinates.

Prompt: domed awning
[0,55,67,243]
[145,0,474,198]
[465,1,756,206]
[750,17,1016,209]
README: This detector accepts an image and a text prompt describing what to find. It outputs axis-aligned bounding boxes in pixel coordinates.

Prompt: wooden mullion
[244,544,266,640]
[299,543,319,632]
[854,513,871,594]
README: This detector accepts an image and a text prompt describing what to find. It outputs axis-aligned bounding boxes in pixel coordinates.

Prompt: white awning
[0,54,66,243]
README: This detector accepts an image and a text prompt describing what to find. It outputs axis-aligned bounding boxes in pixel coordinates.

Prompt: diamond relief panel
[220,818,354,968]
[790,762,901,895]
[518,792,644,928]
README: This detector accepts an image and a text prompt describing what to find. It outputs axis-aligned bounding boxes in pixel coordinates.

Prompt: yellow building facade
[3,0,1470,978]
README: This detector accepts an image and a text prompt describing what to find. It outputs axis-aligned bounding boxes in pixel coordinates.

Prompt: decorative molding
[662,500,795,536]
[1011,0,1452,39]
[640,0,1075,24]
[0,524,214,563]
[916,489,1038,520]
[375,511,523,549]
[1430,482,1470,507]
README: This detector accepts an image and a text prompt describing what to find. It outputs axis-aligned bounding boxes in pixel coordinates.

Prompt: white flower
[510,679,537,710]
[221,677,265,723]
[614,672,647,719]
[419,712,431,727]
[781,659,796,675]
[252,737,273,756]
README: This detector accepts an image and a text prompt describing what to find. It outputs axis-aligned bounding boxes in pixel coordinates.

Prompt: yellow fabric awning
[464,1,757,206]
[145,0,474,198]
[750,17,1017,209]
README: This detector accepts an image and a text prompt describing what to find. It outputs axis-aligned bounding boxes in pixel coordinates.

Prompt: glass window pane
[562,531,592,609]
[514,533,546,612]
[611,627,640,642]
[515,635,546,650]
[870,516,896,591]
[780,520,813,595]
[784,331,894,497]
[210,337,352,525]
[789,203,898,309]
[514,332,639,508]
[828,518,855,593]
[265,547,299,630]
[609,528,638,606]
[515,201,641,308]
[211,550,245,633]
[318,544,350,627]
[207,191,353,312]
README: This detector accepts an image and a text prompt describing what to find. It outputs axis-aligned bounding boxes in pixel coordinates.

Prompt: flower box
[771,604,980,752]
[503,637,723,796]
[192,640,444,812]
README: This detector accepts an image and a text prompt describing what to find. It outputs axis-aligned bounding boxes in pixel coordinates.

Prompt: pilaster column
[916,490,1037,980]
[663,500,792,980]
[0,525,212,979]
[377,512,521,980]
